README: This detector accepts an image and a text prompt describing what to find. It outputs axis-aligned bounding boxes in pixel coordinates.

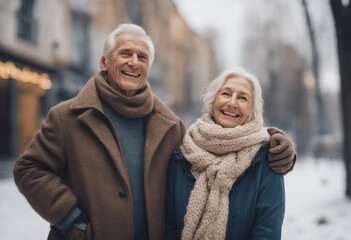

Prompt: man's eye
[139,55,148,61]
[120,52,130,56]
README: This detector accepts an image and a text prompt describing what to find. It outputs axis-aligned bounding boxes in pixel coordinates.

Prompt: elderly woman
[166,68,287,240]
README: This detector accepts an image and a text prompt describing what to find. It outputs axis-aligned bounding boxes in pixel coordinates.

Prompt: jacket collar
[251,141,270,166]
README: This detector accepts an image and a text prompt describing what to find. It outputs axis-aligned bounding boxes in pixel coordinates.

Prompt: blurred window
[16,0,37,43]
[71,11,90,70]
[127,0,142,25]
[0,78,10,157]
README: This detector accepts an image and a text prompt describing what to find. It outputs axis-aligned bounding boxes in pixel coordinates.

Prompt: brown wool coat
[13,78,186,240]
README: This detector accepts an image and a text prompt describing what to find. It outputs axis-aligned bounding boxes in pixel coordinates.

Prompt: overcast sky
[173,0,340,94]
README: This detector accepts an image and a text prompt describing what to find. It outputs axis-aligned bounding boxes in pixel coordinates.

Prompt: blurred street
[0,159,15,179]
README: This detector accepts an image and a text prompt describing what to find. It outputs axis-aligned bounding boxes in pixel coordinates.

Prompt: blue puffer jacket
[165,142,285,240]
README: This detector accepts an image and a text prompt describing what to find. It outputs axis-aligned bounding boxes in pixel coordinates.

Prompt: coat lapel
[70,75,178,189]
[77,109,129,185]
[70,75,129,186]
[143,100,177,177]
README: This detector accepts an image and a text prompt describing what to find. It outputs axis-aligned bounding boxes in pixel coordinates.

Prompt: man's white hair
[102,24,155,68]
[202,67,264,124]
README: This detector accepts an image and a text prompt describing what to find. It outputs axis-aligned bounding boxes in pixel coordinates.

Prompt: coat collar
[69,75,178,186]
[143,96,178,176]
[69,75,104,113]
[251,142,270,165]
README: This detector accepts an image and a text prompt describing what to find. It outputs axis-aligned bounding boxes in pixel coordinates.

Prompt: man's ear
[100,57,108,71]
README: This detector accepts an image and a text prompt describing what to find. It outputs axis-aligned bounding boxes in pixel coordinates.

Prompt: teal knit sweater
[102,100,149,239]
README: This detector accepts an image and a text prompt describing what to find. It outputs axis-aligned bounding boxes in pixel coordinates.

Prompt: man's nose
[128,54,139,67]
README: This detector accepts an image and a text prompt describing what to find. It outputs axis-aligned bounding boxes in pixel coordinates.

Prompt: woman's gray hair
[102,24,155,68]
[202,67,264,124]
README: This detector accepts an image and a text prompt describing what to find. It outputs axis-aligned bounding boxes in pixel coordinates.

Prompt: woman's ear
[100,57,108,71]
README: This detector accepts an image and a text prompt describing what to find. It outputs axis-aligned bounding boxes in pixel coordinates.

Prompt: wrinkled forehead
[221,76,253,95]
[115,33,150,53]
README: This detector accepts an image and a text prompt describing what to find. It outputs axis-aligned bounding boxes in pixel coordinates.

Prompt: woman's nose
[227,96,238,107]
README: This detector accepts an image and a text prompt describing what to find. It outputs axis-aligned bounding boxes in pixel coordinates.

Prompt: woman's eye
[221,92,229,96]
[240,96,247,101]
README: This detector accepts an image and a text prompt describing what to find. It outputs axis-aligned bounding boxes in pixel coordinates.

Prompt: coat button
[119,191,126,198]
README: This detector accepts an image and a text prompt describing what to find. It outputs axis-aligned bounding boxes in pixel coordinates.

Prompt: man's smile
[121,70,141,77]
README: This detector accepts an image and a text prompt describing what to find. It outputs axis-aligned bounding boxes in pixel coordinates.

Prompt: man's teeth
[223,111,239,117]
[122,71,140,77]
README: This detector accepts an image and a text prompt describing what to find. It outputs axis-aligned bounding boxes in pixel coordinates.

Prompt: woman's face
[213,76,254,128]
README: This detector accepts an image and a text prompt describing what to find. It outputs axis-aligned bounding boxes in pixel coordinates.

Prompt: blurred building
[0,0,217,160]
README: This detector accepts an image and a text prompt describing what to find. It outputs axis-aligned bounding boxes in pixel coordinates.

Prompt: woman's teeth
[222,111,239,117]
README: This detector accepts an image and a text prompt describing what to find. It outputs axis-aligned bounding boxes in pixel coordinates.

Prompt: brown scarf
[94,71,154,118]
[180,114,270,240]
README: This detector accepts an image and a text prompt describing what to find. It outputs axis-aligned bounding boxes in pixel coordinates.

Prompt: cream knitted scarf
[180,114,270,240]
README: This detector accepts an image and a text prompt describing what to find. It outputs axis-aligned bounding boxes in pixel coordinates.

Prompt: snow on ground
[282,157,351,240]
[0,178,48,239]
[1,157,351,240]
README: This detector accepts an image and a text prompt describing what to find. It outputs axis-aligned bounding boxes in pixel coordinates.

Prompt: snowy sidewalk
[283,158,351,240]
[0,177,48,239]
[1,158,351,240]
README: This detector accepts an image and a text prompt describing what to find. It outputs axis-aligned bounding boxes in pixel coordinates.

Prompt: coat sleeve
[13,106,79,225]
[165,153,179,240]
[250,160,285,240]
[180,120,186,139]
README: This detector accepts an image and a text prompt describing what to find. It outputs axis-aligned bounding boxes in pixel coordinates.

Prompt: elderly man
[13,24,295,240]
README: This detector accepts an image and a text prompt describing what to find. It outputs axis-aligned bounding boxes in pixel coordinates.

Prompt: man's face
[100,33,150,96]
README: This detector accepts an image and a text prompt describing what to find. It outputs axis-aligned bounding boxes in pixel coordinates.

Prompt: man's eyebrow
[138,50,150,57]
[117,48,149,57]
[117,48,131,53]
